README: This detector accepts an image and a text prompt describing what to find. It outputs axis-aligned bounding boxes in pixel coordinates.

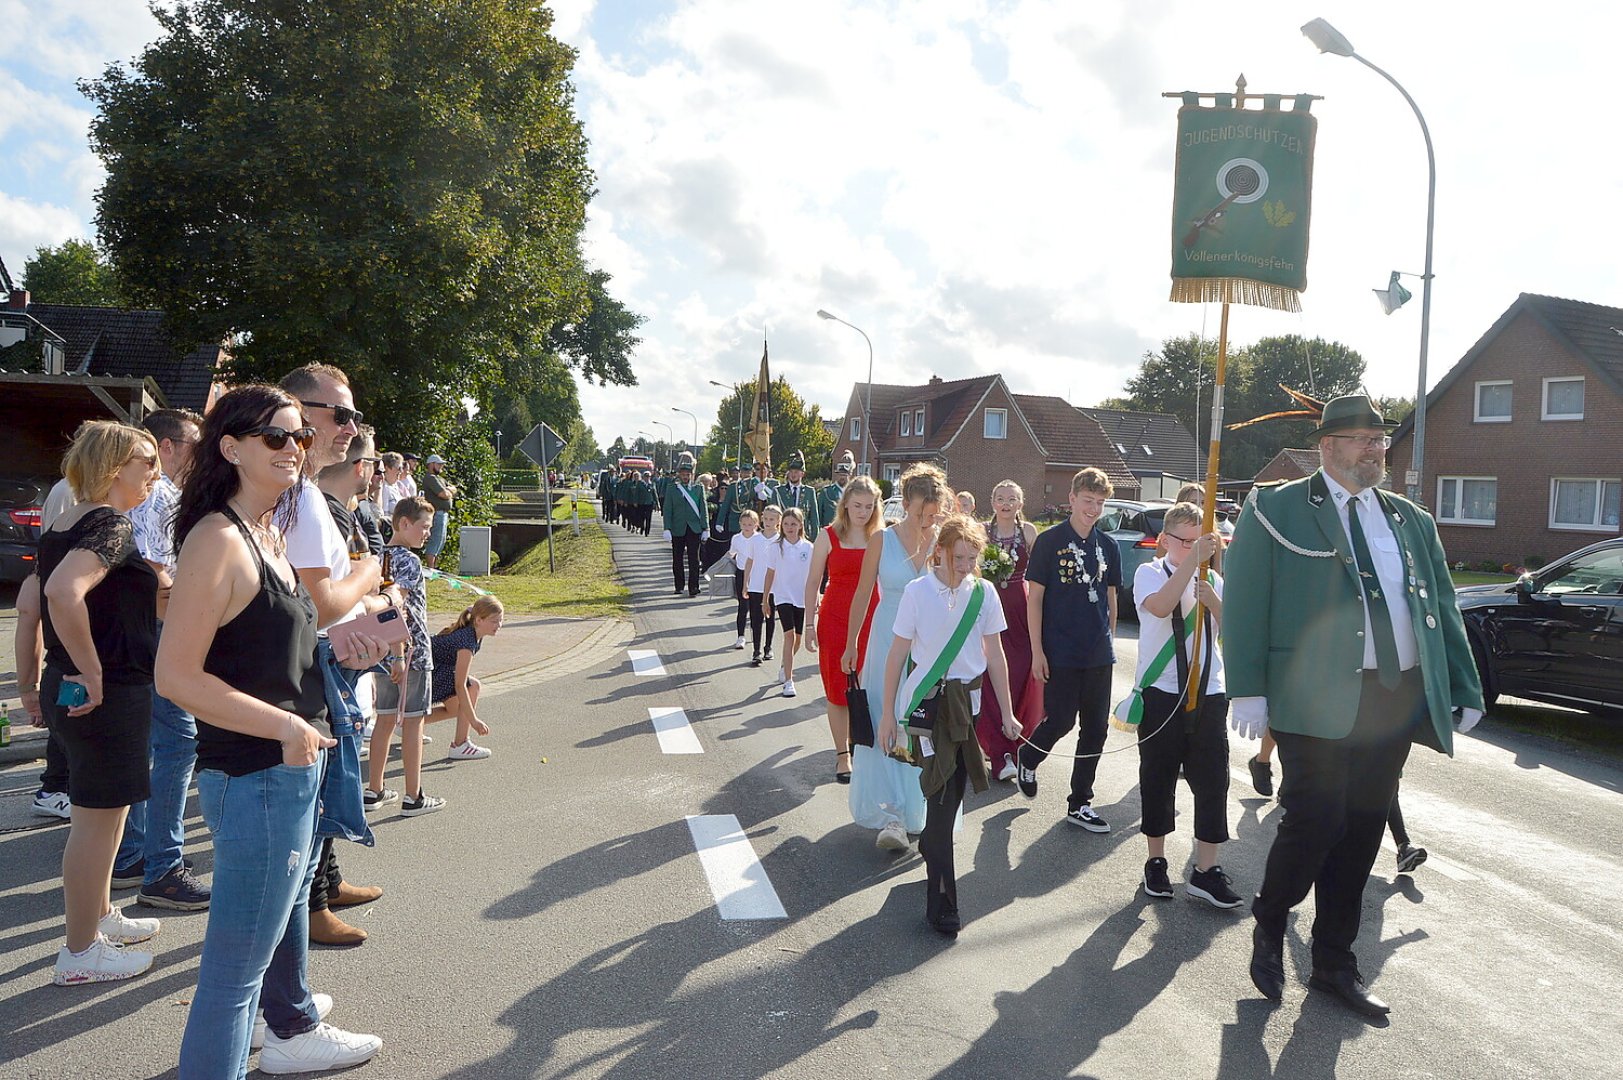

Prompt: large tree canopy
[21,239,126,306]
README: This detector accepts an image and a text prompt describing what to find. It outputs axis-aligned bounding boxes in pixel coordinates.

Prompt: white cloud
[0,191,90,267]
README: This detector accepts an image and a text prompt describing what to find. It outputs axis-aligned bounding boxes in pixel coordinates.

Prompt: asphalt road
[1,521,1620,1078]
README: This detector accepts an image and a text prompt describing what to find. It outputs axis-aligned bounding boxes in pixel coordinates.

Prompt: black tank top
[196,509,330,777]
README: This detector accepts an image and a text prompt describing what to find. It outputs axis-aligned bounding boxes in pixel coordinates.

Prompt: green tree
[21,239,125,306]
[82,0,630,495]
[699,376,835,478]
[1121,333,1220,446]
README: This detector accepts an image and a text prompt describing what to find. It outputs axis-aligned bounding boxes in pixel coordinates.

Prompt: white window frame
[849,416,861,442]
[884,463,902,482]
[1542,376,1585,421]
[1473,380,1512,423]
[1549,477,1621,532]
[983,407,1008,440]
[899,410,912,437]
[1436,476,1497,526]
[914,408,924,434]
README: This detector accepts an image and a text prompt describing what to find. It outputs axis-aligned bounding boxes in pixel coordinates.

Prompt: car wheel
[1467,629,1498,708]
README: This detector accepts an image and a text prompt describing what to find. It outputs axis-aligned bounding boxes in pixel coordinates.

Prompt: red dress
[976,526,1045,762]
[817,525,879,705]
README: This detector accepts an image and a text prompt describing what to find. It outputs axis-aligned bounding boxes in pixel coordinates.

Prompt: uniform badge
[1425,614,1437,629]
[1310,492,1326,507]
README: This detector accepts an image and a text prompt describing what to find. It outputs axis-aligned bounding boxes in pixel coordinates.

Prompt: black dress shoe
[1309,968,1390,1017]
[1250,922,1285,1001]
[1248,754,1274,797]
[927,909,961,937]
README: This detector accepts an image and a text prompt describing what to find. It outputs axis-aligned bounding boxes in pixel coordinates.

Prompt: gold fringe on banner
[1169,277,1301,312]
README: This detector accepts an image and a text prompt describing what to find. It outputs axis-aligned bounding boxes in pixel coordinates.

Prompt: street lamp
[495,429,504,461]
[671,407,699,455]
[1302,16,1436,503]
[650,419,673,472]
[817,309,874,477]
[709,379,745,468]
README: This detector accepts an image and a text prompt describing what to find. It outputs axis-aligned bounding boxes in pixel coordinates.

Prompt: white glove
[1230,696,1269,740]
[662,530,672,543]
[701,530,711,542]
[1456,707,1483,733]
[756,482,772,500]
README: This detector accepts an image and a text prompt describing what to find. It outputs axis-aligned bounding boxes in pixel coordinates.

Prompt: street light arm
[816,309,876,477]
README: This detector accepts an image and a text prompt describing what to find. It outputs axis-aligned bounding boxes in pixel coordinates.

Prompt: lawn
[1451,570,1517,587]
[426,519,627,617]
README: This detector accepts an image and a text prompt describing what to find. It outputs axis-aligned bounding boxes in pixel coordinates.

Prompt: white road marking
[628,649,666,676]
[685,814,786,920]
[649,707,703,754]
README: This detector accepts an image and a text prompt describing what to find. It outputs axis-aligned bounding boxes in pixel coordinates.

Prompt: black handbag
[847,673,875,747]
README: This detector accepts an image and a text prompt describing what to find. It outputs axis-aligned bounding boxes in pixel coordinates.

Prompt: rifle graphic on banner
[1165,74,1321,711]
[744,336,772,468]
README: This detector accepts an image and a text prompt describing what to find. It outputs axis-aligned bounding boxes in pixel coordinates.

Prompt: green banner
[1169,103,1316,311]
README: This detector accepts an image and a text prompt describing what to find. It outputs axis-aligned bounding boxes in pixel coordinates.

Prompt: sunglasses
[237,426,316,451]
[299,400,365,427]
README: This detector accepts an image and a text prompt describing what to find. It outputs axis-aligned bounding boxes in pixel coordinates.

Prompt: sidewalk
[0,612,631,767]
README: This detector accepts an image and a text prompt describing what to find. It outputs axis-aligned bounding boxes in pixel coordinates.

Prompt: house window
[900,411,912,437]
[1474,381,1512,422]
[849,417,861,441]
[1542,377,1584,420]
[984,408,1008,439]
[914,408,924,434]
[884,464,902,482]
[1550,478,1621,531]
[1437,477,1497,525]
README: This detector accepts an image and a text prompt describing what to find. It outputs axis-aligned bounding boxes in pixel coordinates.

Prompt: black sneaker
[750,653,762,667]
[1187,865,1244,909]
[138,865,211,911]
[111,861,145,889]
[1143,857,1174,898]
[1396,843,1428,874]
[1016,755,1038,799]
[1065,805,1110,833]
[1248,755,1274,797]
[762,648,774,661]
[401,791,446,817]
[363,787,398,811]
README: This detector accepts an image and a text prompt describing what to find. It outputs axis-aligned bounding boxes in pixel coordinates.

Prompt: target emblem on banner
[1216,157,1269,204]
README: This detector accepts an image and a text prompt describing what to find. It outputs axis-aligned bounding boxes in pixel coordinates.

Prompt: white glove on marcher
[1456,707,1483,734]
[1230,696,1269,740]
[662,530,672,542]
[755,482,773,501]
[701,530,711,542]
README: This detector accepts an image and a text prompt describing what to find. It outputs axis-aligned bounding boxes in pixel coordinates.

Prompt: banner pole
[1186,300,1229,710]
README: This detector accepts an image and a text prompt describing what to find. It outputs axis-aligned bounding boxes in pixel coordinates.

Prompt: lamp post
[671,407,699,458]
[650,419,673,473]
[709,379,745,468]
[817,309,874,477]
[1302,17,1435,503]
[495,429,504,461]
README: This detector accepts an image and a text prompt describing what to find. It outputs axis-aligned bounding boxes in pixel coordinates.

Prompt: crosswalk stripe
[628,649,666,676]
[649,707,703,754]
[685,814,786,920]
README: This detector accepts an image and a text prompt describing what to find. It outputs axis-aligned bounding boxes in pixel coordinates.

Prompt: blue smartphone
[56,681,89,709]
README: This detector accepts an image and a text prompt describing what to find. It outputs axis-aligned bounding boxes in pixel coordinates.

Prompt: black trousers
[734,569,749,636]
[1388,782,1410,847]
[747,592,776,654]
[41,723,69,793]
[919,756,969,926]
[1020,664,1114,811]
[1137,687,1231,842]
[671,531,703,594]
[307,837,343,913]
[604,497,617,524]
[1253,669,1423,973]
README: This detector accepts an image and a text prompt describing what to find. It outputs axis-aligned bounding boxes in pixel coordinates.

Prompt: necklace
[1065,532,1107,603]
[900,519,935,568]
[229,499,285,559]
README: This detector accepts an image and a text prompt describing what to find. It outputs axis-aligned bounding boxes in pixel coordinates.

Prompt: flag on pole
[744,337,772,467]
[1373,271,1413,315]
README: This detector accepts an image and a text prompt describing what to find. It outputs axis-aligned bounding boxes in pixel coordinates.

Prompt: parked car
[1455,537,1623,715]
[1101,499,1232,615]
[882,496,905,525]
[0,476,49,583]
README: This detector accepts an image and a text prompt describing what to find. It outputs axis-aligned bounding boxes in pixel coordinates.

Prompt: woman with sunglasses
[41,420,163,985]
[157,386,383,1077]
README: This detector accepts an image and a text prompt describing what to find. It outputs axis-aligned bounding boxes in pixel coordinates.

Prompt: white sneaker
[252,992,334,1050]
[446,740,491,760]
[733,635,746,650]
[98,906,161,944]
[876,820,910,851]
[782,679,796,698]
[32,790,72,819]
[996,753,1018,782]
[257,1022,381,1074]
[53,935,153,985]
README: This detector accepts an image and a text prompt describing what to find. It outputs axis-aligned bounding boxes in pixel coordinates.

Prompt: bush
[1524,554,1548,570]
[876,478,893,500]
[1476,559,1501,574]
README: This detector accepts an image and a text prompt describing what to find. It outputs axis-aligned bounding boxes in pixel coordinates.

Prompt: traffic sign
[519,423,567,468]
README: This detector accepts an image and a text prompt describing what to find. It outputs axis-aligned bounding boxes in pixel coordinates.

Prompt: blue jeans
[117,689,198,883]
[314,638,374,847]
[179,757,322,1080]
[425,509,448,557]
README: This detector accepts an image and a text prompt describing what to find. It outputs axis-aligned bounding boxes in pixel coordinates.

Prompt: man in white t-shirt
[1130,501,1241,910]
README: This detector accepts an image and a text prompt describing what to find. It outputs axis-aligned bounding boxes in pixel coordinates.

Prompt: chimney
[928,374,943,385]
[7,288,28,311]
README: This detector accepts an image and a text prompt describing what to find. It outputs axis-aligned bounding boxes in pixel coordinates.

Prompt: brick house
[829,374,1144,509]
[1253,447,1321,485]
[1387,292,1623,567]
[1079,407,1203,499]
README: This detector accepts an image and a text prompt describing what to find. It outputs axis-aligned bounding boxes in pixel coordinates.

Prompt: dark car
[1455,537,1623,715]
[1102,499,1233,614]
[0,476,49,583]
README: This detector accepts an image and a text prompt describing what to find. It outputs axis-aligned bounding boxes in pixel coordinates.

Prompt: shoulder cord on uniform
[1249,496,1337,559]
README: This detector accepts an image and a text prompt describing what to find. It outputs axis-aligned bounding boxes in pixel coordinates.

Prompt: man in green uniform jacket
[662,452,710,596]
[817,450,856,530]
[1222,394,1484,1019]
[714,463,745,536]
[775,451,820,533]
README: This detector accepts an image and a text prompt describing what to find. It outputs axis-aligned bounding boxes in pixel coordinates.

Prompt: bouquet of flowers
[981,542,1017,587]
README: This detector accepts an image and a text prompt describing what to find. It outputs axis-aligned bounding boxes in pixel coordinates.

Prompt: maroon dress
[976,525,1044,763]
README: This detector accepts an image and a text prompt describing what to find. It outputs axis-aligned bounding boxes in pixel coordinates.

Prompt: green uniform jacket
[1222,470,1484,755]
[816,482,844,532]
[714,481,743,533]
[633,480,656,507]
[662,480,709,536]
[655,476,670,504]
[747,475,780,514]
[775,481,820,533]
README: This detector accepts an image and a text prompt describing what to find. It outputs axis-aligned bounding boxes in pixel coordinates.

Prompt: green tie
[1347,497,1401,690]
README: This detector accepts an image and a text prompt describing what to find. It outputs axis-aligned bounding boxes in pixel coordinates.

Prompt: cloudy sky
[5,1,1622,452]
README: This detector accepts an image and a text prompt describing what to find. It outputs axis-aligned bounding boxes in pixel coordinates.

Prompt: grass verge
[1451,571,1517,587]
[426,520,627,618]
